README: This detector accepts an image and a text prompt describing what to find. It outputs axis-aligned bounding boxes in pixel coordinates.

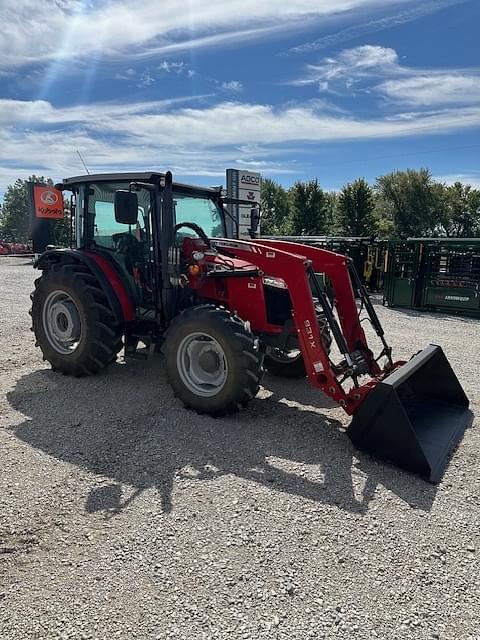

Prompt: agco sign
[240,175,260,186]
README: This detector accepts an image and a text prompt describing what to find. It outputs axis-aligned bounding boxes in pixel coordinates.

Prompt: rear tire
[264,348,306,378]
[264,313,332,379]
[163,305,263,416]
[31,263,123,375]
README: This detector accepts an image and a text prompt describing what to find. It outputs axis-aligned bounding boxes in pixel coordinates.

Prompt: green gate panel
[391,278,416,307]
[383,242,419,308]
[420,239,480,317]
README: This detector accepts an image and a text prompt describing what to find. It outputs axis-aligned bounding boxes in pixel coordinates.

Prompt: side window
[88,183,150,250]
[94,201,131,248]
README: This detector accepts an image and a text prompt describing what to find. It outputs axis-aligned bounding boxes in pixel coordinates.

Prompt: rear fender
[34,248,135,323]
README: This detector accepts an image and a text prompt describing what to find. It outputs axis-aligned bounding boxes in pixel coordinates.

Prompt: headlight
[262,276,288,289]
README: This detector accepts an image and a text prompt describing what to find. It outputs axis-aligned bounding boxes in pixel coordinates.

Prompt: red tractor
[31,171,472,482]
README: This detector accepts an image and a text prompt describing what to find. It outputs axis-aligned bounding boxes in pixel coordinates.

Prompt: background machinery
[31,171,473,482]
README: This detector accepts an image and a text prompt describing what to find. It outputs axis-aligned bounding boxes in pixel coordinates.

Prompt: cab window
[174,194,224,238]
[87,182,151,249]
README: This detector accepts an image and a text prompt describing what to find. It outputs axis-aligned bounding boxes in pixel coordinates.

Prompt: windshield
[174,193,224,237]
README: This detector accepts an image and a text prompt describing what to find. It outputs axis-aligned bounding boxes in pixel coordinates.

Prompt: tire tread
[31,263,124,376]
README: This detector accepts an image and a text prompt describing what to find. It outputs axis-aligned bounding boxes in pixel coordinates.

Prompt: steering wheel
[112,232,140,254]
[174,222,211,248]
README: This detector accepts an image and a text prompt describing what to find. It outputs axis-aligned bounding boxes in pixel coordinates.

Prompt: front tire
[163,305,262,416]
[31,263,123,375]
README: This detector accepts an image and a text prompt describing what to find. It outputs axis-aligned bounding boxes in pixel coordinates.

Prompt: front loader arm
[211,239,373,414]
[254,239,373,360]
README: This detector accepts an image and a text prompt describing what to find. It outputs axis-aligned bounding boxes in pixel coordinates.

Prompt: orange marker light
[188,264,202,276]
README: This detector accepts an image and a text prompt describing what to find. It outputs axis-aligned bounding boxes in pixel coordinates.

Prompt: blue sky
[0,0,479,197]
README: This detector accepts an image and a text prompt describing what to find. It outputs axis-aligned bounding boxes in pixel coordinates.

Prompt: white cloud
[114,61,193,87]
[433,173,480,189]
[294,44,480,107]
[0,96,212,126]
[378,75,480,106]
[138,71,155,87]
[295,45,399,89]
[158,61,188,74]
[1,97,480,193]
[115,68,137,81]
[288,0,464,54]
[0,0,417,68]
[221,81,243,93]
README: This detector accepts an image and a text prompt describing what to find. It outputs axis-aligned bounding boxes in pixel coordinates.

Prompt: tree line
[261,169,480,239]
[1,169,479,245]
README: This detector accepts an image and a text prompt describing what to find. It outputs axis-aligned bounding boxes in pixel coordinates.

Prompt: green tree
[260,178,291,235]
[372,195,395,239]
[324,191,338,234]
[51,199,72,247]
[335,178,375,236]
[375,169,437,238]
[288,179,328,235]
[435,182,480,237]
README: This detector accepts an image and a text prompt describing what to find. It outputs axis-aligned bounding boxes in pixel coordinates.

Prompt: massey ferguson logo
[40,190,59,205]
[246,191,255,201]
[241,175,260,186]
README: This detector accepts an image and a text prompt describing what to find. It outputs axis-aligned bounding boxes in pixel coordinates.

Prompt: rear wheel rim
[42,290,82,355]
[177,332,228,397]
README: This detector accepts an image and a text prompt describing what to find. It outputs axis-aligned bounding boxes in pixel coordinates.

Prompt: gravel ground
[0,256,479,640]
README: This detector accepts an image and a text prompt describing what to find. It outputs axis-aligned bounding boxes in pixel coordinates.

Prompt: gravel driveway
[0,256,478,639]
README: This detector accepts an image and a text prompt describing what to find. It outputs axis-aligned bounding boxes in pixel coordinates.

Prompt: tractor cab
[60,172,229,310]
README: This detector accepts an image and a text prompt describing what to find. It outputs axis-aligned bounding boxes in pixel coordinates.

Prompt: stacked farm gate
[383,238,480,317]
[263,236,387,291]
[263,235,480,317]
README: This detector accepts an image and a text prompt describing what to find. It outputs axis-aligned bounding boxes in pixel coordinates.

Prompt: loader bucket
[347,345,473,482]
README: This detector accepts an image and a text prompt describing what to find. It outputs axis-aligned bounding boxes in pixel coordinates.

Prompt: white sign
[226,168,261,239]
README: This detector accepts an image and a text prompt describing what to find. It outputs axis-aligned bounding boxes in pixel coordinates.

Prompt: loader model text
[304,319,316,349]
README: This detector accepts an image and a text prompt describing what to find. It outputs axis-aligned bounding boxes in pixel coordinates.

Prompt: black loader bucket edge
[347,345,473,483]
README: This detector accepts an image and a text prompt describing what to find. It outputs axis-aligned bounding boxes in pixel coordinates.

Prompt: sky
[0,0,479,198]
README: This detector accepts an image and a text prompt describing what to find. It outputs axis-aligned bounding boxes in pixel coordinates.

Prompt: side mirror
[114,190,138,225]
[250,207,260,234]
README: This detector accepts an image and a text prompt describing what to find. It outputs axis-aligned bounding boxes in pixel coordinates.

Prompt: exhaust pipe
[347,345,473,482]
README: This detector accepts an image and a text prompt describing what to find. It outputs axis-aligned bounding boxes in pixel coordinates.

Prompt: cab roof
[60,172,223,198]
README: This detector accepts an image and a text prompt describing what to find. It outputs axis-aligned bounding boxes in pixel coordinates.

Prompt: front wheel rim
[177,332,228,397]
[42,289,82,355]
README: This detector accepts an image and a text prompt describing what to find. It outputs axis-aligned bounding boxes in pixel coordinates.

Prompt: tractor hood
[205,251,259,274]
[182,237,261,276]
